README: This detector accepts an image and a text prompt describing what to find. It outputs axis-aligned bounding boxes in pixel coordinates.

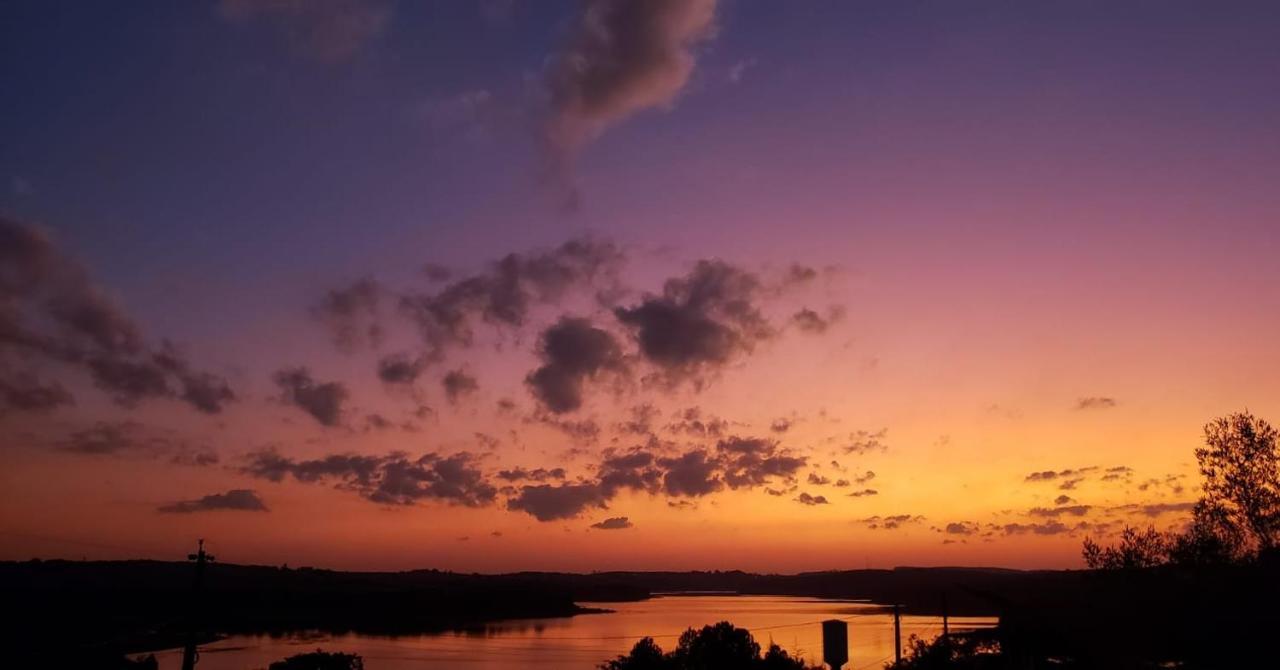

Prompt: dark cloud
[526,316,625,413]
[57,421,218,465]
[496,467,567,482]
[807,472,830,486]
[1002,521,1071,536]
[242,448,497,507]
[1055,495,1076,505]
[217,0,393,63]
[1101,465,1135,482]
[158,489,268,514]
[397,238,625,363]
[659,449,722,497]
[312,278,383,351]
[376,353,426,385]
[847,488,878,498]
[543,0,718,200]
[442,369,479,404]
[795,492,828,505]
[1110,501,1197,518]
[615,260,772,385]
[1024,466,1097,483]
[770,418,792,433]
[1075,396,1118,410]
[0,216,234,414]
[598,449,663,496]
[1029,505,1092,518]
[0,373,73,413]
[944,522,978,536]
[617,403,660,435]
[591,516,633,530]
[860,514,924,530]
[716,436,806,490]
[843,429,888,455]
[666,406,728,438]
[273,367,348,426]
[507,482,608,521]
[853,470,876,484]
[791,306,845,334]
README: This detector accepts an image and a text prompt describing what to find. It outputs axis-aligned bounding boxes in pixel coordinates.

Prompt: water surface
[155,595,995,669]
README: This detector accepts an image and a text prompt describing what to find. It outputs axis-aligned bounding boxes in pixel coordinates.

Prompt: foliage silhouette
[601,621,813,670]
[1083,410,1280,568]
[884,633,1000,670]
[268,650,364,670]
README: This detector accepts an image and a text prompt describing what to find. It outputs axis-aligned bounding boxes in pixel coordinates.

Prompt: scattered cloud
[590,516,633,530]
[442,369,479,404]
[217,0,393,63]
[526,317,625,413]
[795,492,828,505]
[273,367,348,426]
[615,260,775,386]
[158,489,268,514]
[0,216,234,414]
[1075,396,1118,410]
[242,448,497,507]
[543,0,719,204]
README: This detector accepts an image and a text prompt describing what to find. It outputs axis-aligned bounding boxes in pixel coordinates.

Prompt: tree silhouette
[1083,410,1280,567]
[601,622,810,670]
[1195,411,1280,554]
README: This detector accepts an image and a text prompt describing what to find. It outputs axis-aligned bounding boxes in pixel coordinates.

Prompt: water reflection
[154,595,996,669]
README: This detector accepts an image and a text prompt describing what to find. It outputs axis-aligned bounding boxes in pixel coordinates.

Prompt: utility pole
[182,539,215,670]
[893,604,902,665]
[942,593,949,638]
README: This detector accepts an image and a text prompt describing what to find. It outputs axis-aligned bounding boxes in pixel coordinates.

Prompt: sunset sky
[2,0,1278,572]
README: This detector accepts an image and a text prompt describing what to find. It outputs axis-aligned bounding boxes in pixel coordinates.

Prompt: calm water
[153,595,995,670]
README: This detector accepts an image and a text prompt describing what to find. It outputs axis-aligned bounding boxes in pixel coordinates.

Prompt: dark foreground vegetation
[602,622,815,670]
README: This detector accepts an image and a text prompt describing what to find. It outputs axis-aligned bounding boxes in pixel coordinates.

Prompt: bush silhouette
[601,621,811,670]
[268,650,363,670]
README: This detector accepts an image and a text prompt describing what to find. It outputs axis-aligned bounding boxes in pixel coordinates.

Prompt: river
[153,594,996,669]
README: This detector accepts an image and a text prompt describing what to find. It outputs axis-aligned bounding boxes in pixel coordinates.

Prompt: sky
[1,0,1278,572]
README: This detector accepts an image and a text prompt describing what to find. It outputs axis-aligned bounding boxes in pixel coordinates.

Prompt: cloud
[442,369,479,404]
[795,492,828,505]
[543,0,718,200]
[496,467,567,482]
[217,0,393,63]
[0,373,73,413]
[158,489,268,514]
[860,514,924,530]
[57,421,218,465]
[659,449,722,497]
[807,472,830,485]
[843,429,888,455]
[1024,466,1097,483]
[273,367,348,426]
[1029,505,1093,518]
[376,352,426,384]
[0,216,234,414]
[791,306,845,334]
[1055,495,1076,505]
[1002,521,1071,536]
[1075,396,1117,410]
[666,406,728,438]
[242,448,497,507]
[526,317,625,413]
[944,522,978,536]
[312,278,383,351]
[507,482,609,521]
[716,436,806,490]
[591,516,634,530]
[847,488,878,498]
[615,260,773,385]
[393,237,625,364]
